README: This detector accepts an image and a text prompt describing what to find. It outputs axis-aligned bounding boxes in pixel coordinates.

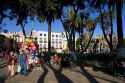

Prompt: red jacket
[53,56,59,62]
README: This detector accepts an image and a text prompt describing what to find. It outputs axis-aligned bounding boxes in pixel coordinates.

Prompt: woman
[6,51,15,77]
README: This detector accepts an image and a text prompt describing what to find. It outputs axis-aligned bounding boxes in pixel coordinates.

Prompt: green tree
[61,7,82,61]
[37,0,71,55]
[51,47,55,52]
[95,11,115,51]
[90,0,125,50]
[107,0,125,48]
[76,38,80,51]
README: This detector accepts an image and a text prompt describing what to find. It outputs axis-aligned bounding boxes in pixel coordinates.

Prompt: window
[52,44,54,47]
[63,35,66,38]
[44,34,46,36]
[39,41,43,43]
[52,39,54,43]
[44,44,46,48]
[44,38,47,43]
[44,38,46,40]
[40,38,42,41]
[40,34,42,36]
[52,34,54,37]
[59,35,61,38]
[59,39,62,44]
[56,35,58,37]
[40,44,42,48]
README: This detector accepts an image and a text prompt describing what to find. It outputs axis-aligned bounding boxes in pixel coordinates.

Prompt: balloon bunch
[18,38,37,51]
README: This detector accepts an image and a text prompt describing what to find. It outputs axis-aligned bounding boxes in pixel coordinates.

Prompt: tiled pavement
[0,60,125,83]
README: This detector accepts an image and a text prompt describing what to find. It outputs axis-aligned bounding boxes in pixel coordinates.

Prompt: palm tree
[76,17,96,52]
[83,19,96,52]
[95,11,115,51]
[61,2,95,61]
[37,0,71,55]
[61,7,80,61]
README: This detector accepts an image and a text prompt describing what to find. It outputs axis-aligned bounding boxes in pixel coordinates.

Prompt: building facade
[0,31,78,53]
[36,31,78,53]
[36,31,63,52]
[0,32,25,51]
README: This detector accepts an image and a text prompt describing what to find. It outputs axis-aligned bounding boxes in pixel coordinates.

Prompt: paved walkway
[0,60,125,83]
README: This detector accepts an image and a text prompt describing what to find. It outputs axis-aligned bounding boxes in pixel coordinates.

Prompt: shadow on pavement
[67,66,118,83]
[0,75,8,83]
[93,75,117,83]
[47,64,73,83]
[0,62,7,68]
[80,66,118,83]
[0,62,6,66]
[79,66,99,83]
[0,65,6,68]
[37,65,48,83]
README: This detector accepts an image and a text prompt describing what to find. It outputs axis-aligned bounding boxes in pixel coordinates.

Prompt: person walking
[19,50,27,78]
[6,51,15,77]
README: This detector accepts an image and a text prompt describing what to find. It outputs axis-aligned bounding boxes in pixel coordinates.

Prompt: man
[19,50,27,78]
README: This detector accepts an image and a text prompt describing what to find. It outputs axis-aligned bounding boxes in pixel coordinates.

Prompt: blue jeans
[20,62,27,76]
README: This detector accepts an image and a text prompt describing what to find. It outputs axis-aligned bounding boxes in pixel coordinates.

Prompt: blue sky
[2,6,125,38]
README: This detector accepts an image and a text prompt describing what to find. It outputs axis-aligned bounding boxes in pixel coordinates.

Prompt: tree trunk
[48,21,51,54]
[30,20,34,38]
[20,23,26,38]
[99,5,111,51]
[109,8,113,51]
[116,0,124,48]
[60,18,77,62]
[84,27,95,52]
[78,28,84,52]
[73,26,75,51]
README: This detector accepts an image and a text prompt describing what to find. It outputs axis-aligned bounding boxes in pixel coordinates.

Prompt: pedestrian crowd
[3,49,41,78]
[1,48,71,79]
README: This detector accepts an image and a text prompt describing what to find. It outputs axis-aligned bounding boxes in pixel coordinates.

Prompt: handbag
[17,65,21,73]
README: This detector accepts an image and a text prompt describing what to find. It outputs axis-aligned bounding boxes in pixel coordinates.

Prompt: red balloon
[19,43,22,48]
[26,42,31,47]
[32,46,36,51]
[31,43,35,46]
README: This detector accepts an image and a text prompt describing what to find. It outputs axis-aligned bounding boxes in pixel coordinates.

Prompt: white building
[36,31,62,52]
[36,31,78,53]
